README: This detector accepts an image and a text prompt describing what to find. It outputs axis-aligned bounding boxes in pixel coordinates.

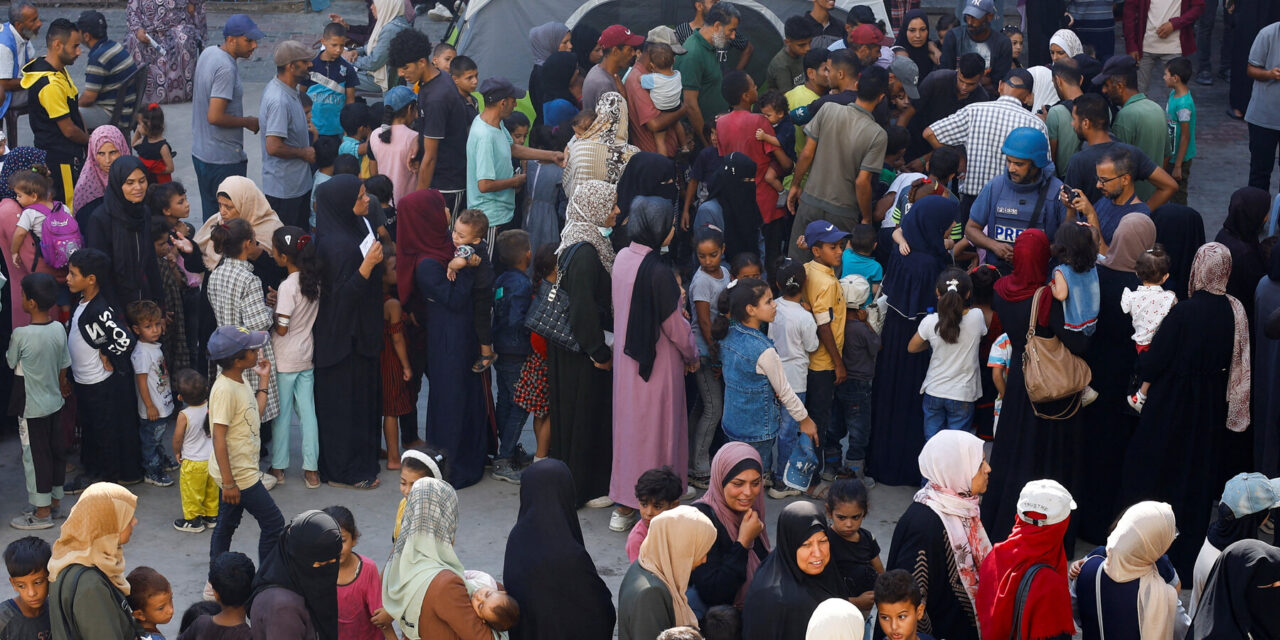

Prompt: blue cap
[962,0,996,19]
[207,325,269,360]
[1001,127,1051,169]
[783,433,818,490]
[383,86,416,112]
[804,220,851,246]
[1220,472,1280,518]
[223,14,265,41]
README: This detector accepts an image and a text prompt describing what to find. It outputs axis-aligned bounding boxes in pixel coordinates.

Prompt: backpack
[34,202,82,269]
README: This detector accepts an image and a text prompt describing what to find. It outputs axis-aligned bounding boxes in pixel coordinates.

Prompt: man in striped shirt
[76,10,138,131]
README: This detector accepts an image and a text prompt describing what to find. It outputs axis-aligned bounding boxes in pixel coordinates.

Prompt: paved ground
[0,2,1269,636]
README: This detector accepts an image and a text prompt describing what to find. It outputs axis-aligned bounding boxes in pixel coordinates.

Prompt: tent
[455,0,892,90]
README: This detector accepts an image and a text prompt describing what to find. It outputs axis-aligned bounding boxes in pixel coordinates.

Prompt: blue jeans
[494,354,528,460]
[192,157,248,219]
[209,480,284,565]
[922,394,976,440]
[274,369,319,471]
[774,391,805,479]
[139,417,168,475]
[742,437,775,476]
[836,378,873,462]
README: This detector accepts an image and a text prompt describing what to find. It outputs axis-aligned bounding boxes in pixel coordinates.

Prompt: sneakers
[849,460,877,489]
[10,513,54,530]
[609,509,639,532]
[173,518,206,533]
[585,496,614,509]
[491,459,522,484]
[163,457,181,472]
[23,504,61,520]
[427,2,453,21]
[63,475,96,495]
[1194,70,1214,86]
[821,464,853,483]
[144,470,175,487]
[1080,386,1099,407]
[768,486,803,499]
[202,516,219,529]
[681,485,698,502]
[1127,391,1146,413]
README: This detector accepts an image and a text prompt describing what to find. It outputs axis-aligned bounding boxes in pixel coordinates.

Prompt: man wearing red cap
[582,24,643,114]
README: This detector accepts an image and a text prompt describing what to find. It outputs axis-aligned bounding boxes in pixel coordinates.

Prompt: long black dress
[1254,261,1280,477]
[981,293,1089,544]
[312,175,382,487]
[887,502,980,640]
[1117,291,1235,580]
[547,243,614,507]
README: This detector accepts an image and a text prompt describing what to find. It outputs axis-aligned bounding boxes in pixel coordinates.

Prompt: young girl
[269,226,322,488]
[171,369,218,533]
[379,242,413,470]
[712,278,818,472]
[1050,222,1100,405]
[1123,246,1177,412]
[688,227,730,487]
[393,447,450,541]
[729,251,764,281]
[322,506,397,640]
[9,167,75,317]
[908,268,988,438]
[826,478,884,614]
[1003,26,1024,67]
[368,86,421,206]
[513,244,558,462]
[133,104,174,184]
[767,258,819,498]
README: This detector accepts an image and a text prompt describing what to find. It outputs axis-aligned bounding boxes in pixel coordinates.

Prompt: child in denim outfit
[491,230,535,483]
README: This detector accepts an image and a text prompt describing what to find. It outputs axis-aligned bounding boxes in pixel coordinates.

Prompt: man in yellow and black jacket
[20,18,87,205]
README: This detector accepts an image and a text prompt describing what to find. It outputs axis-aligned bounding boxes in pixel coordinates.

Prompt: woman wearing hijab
[563,92,637,200]
[617,506,718,640]
[193,176,287,284]
[1255,246,1280,477]
[83,156,164,307]
[402,189,488,488]
[690,443,772,611]
[743,501,849,639]
[1188,473,1278,616]
[503,460,616,640]
[1048,28,1083,60]
[805,599,865,640]
[1191,539,1280,639]
[47,482,142,639]
[353,0,409,92]
[980,229,1090,544]
[1075,214,1157,542]
[549,180,618,508]
[868,195,956,486]
[570,24,603,74]
[886,431,990,640]
[383,477,494,640]
[0,147,48,328]
[72,125,131,215]
[1119,242,1252,580]
[312,175,384,490]
[608,195,697,526]
[539,51,582,129]
[247,510,343,640]
[694,153,758,260]
[612,152,679,252]
[894,10,936,78]
[1151,203,1205,300]
[1216,186,1271,322]
[528,22,571,125]
[1076,501,1185,640]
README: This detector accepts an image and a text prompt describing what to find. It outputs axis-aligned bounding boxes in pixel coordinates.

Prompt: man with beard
[1063,93,1177,209]
[582,24,644,114]
[0,1,40,140]
[1063,147,1150,250]
[677,2,740,146]
[1045,58,1084,178]
[20,18,86,204]
[906,53,989,161]
[941,0,1013,93]
[964,127,1068,266]
[1094,54,1170,177]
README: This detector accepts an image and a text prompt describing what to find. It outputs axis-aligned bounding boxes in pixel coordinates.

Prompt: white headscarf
[1049,29,1083,58]
[914,430,992,612]
[365,0,407,90]
[805,598,866,640]
[1102,501,1179,640]
[1028,65,1059,114]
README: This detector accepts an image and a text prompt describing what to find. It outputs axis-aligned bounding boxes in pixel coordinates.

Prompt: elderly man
[0,1,40,141]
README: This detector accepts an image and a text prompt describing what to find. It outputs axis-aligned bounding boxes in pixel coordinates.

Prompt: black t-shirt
[0,599,50,640]
[908,69,991,158]
[415,69,475,192]
[800,12,847,39]
[828,529,881,596]
[1064,139,1158,205]
[176,614,252,640]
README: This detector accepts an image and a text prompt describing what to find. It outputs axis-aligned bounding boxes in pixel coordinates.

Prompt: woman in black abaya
[742,501,848,640]
[1190,539,1280,640]
[1254,248,1280,476]
[1216,187,1270,322]
[613,152,679,252]
[312,175,383,489]
[247,510,343,640]
[1151,204,1205,301]
[83,156,163,307]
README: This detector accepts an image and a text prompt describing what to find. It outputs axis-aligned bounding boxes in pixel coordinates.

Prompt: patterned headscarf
[914,430,992,614]
[1049,29,1083,57]
[73,125,131,212]
[382,477,466,640]
[0,147,46,202]
[1189,242,1251,432]
[581,92,636,182]
[558,179,618,273]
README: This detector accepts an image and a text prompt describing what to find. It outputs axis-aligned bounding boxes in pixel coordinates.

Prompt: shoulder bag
[1008,563,1053,640]
[523,242,585,353]
[1023,287,1092,417]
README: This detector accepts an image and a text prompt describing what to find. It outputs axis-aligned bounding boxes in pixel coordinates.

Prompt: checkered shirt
[929,95,1049,196]
[207,258,280,422]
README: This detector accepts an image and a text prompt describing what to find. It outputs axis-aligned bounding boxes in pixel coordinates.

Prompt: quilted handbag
[523,243,584,353]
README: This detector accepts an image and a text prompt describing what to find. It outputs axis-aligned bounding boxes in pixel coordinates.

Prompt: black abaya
[1254,271,1280,476]
[886,502,979,640]
[742,502,847,640]
[867,311,930,486]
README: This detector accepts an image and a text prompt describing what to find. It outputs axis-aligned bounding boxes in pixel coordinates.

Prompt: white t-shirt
[130,341,173,419]
[272,271,320,373]
[16,206,45,238]
[0,25,35,80]
[881,172,925,228]
[1144,0,1183,55]
[68,301,110,385]
[179,404,213,462]
[917,308,988,401]
[769,298,820,393]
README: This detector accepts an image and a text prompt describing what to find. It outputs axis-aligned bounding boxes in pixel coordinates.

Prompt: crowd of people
[0,0,1279,638]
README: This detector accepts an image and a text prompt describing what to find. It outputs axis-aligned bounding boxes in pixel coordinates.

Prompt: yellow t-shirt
[804,261,846,372]
[207,374,262,490]
[393,497,406,541]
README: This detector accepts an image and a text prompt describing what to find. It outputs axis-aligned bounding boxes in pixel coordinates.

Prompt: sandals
[471,353,499,373]
[329,478,381,490]
[304,472,321,489]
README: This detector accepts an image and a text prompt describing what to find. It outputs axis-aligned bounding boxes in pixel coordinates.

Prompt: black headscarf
[1270,239,1280,282]
[1151,204,1206,300]
[742,501,848,639]
[1217,187,1271,316]
[541,51,581,107]
[709,152,761,261]
[614,152,678,251]
[571,24,601,74]
[503,460,617,640]
[1190,539,1280,639]
[1206,502,1270,552]
[248,510,343,640]
[624,195,679,381]
[92,156,162,306]
[883,195,957,318]
[312,174,383,366]
[893,9,936,78]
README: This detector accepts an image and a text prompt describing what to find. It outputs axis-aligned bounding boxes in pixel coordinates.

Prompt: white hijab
[914,430,992,612]
[1049,29,1083,58]
[1028,66,1059,114]
[1102,501,1179,640]
[805,598,865,640]
[365,0,406,90]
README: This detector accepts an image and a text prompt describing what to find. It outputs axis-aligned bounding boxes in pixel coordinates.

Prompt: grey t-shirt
[689,265,730,358]
[1246,23,1280,131]
[192,46,247,164]
[802,103,887,212]
[260,78,313,198]
[581,64,618,115]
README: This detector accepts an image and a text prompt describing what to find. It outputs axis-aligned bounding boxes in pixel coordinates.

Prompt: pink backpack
[31,202,82,269]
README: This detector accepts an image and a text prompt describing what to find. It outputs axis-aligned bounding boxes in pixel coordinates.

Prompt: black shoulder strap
[1028,181,1051,232]
[1009,562,1054,640]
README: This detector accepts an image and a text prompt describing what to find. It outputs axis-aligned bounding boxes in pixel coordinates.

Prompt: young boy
[0,537,52,638]
[842,225,882,305]
[338,102,378,177]
[432,42,457,74]
[179,552,254,640]
[765,15,816,93]
[754,90,794,193]
[801,220,849,486]
[874,569,934,640]
[6,274,71,529]
[128,300,177,487]
[127,567,174,640]
[451,56,480,112]
[8,169,76,274]
[311,136,342,228]
[1163,56,1196,205]
[639,43,689,157]
[448,210,498,373]
[206,325,285,566]
[626,467,682,562]
[836,274,879,489]
[66,248,140,491]
[172,369,218,533]
[308,22,360,140]
[490,229,534,483]
[986,332,1012,432]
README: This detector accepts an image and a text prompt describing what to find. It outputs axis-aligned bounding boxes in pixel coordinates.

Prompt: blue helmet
[1001,127,1051,169]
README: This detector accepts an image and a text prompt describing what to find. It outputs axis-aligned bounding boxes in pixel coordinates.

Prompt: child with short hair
[6,274,70,529]
[126,566,175,640]
[802,220,849,483]
[504,112,531,148]
[465,572,520,633]
[491,230,535,483]
[836,274,880,489]
[827,478,884,613]
[133,104,174,184]
[640,43,689,157]
[339,102,379,177]
[451,56,480,112]
[8,167,78,276]
[310,136,343,229]
[874,569,934,640]
[177,552,254,640]
[322,506,397,640]
[128,299,177,487]
[754,90,793,193]
[172,368,219,533]
[626,467,683,562]
[688,228,729,487]
[178,602,222,636]
[1123,245,1177,413]
[0,537,52,637]
[448,209,499,373]
[908,269,987,438]
[1163,56,1196,205]
[364,175,397,239]
[309,22,360,140]
[431,42,457,74]
[768,259,819,497]
[513,244,558,463]
[842,225,883,306]
[701,605,741,640]
[270,227,322,487]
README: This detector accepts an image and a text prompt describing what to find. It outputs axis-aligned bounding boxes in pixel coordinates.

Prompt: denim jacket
[719,322,781,442]
[492,270,533,355]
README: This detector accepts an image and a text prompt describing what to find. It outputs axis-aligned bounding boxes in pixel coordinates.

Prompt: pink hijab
[694,442,771,605]
[73,126,131,212]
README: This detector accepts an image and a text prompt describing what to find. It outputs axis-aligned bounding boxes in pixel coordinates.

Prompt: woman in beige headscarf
[47,483,143,638]
[194,176,285,271]
[617,505,717,639]
[352,0,410,92]
[562,92,638,200]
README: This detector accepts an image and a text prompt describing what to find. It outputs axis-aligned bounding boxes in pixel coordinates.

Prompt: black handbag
[523,242,585,353]
[1009,563,1053,640]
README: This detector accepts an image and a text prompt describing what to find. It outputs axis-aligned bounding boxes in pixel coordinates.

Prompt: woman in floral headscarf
[562,92,637,201]
[72,125,131,216]
[1119,242,1251,581]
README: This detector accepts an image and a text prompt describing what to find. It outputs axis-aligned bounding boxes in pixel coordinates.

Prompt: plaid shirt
[207,258,280,422]
[929,96,1049,196]
[887,0,921,29]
